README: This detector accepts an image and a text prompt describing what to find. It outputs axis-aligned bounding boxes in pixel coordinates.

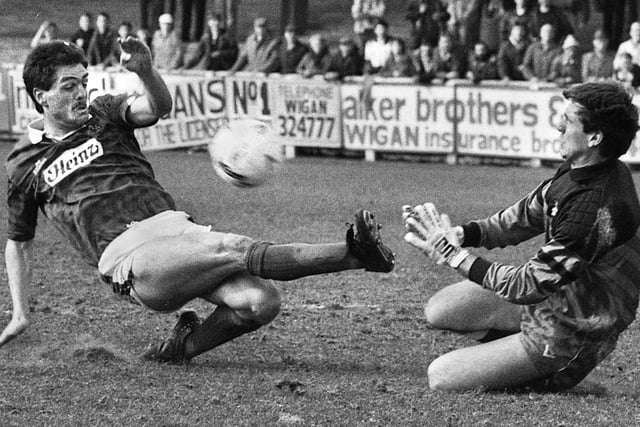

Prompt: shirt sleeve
[462,178,549,249]
[90,93,139,129]
[7,178,38,241]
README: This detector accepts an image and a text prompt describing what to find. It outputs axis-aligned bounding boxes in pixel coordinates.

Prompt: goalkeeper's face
[557,102,596,166]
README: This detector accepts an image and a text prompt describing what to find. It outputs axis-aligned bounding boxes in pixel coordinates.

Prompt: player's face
[40,64,90,132]
[557,102,594,165]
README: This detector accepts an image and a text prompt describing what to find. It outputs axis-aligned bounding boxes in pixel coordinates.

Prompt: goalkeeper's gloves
[403,203,470,269]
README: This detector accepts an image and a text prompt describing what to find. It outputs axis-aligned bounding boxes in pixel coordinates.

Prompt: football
[208,119,283,187]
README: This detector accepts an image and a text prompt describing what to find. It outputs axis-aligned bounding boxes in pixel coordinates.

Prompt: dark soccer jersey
[462,159,640,341]
[5,94,176,267]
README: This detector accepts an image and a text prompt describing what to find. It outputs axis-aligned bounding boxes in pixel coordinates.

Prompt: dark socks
[245,241,362,281]
[183,306,261,359]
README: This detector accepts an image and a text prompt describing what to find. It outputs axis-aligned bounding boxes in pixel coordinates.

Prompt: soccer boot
[347,209,395,273]
[141,310,200,364]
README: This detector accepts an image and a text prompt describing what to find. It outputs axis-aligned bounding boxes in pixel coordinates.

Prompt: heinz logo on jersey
[43,138,104,186]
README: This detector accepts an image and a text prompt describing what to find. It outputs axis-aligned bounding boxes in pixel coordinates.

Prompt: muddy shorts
[519,307,619,391]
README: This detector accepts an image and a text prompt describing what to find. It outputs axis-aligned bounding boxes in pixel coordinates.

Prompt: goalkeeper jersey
[462,159,640,341]
[5,94,176,267]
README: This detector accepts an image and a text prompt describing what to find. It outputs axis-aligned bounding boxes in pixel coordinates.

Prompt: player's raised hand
[0,314,29,348]
[119,36,152,74]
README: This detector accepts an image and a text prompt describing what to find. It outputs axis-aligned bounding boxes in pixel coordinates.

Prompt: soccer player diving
[0,39,395,363]
[404,81,640,391]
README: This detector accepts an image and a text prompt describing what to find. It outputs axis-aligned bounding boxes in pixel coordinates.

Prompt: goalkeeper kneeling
[404,82,640,392]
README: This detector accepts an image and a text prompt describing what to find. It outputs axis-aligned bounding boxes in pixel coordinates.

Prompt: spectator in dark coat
[613,52,640,88]
[466,40,499,83]
[521,23,561,81]
[278,24,309,74]
[296,34,331,78]
[70,13,94,54]
[431,32,467,80]
[379,38,418,77]
[497,23,529,81]
[500,0,534,43]
[549,34,582,87]
[87,12,120,67]
[582,30,615,83]
[184,13,238,70]
[530,0,572,44]
[230,17,281,73]
[412,41,436,83]
[325,37,364,80]
[406,0,449,50]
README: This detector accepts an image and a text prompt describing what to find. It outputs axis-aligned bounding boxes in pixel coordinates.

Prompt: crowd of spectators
[26,1,640,90]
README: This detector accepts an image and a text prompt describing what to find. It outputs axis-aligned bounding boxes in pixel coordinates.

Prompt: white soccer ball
[208,119,283,187]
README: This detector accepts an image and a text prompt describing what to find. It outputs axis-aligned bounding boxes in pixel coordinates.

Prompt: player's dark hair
[23,41,88,114]
[98,11,110,21]
[563,82,640,159]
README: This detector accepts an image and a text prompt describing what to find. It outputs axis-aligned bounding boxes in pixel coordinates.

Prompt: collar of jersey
[27,115,93,144]
[569,158,617,182]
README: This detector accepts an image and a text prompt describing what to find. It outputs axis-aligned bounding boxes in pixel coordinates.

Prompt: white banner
[341,83,455,153]
[454,85,565,160]
[271,76,342,148]
[124,72,227,151]
[224,73,272,121]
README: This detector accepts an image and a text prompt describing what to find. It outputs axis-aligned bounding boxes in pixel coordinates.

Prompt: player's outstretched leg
[245,209,395,280]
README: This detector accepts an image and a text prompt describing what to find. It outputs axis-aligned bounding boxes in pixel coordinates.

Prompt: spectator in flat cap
[152,13,183,70]
[549,34,582,87]
[230,17,281,73]
[582,30,615,83]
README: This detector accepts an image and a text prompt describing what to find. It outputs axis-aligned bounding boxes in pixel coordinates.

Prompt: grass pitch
[0,145,639,426]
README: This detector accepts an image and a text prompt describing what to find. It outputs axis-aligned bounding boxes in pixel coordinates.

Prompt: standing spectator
[521,23,561,82]
[500,0,534,43]
[296,34,331,78]
[180,0,207,42]
[406,0,449,50]
[596,0,635,49]
[466,40,499,83]
[379,38,418,77]
[613,52,640,89]
[70,13,94,54]
[277,24,309,74]
[87,12,120,67]
[530,0,573,45]
[476,0,505,54]
[352,0,386,50]
[280,0,309,35]
[497,23,529,81]
[616,22,640,66]
[325,37,364,80]
[549,34,582,87]
[230,17,280,73]
[139,0,166,34]
[445,0,475,46]
[582,30,615,83]
[184,13,238,70]
[152,13,184,70]
[363,18,394,74]
[431,32,467,80]
[31,21,59,49]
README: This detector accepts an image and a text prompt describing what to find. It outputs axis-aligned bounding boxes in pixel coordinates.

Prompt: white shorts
[98,210,212,289]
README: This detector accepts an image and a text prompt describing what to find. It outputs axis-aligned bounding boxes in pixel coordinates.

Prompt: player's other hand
[403,203,463,264]
[119,36,152,74]
[0,313,30,348]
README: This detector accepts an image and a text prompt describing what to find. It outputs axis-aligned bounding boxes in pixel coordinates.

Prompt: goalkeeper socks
[245,241,362,281]
[183,306,261,359]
